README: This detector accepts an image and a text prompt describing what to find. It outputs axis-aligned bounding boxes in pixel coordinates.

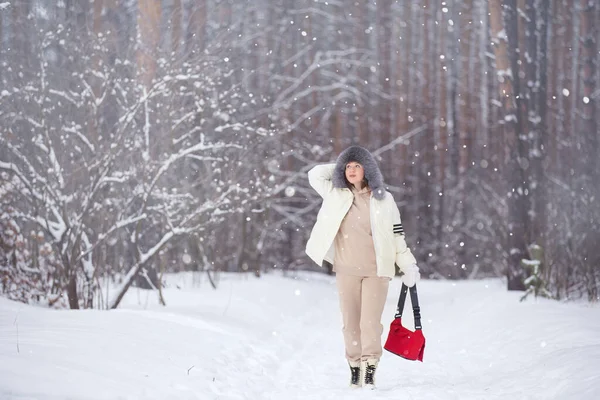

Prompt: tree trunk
[186,0,206,56]
[579,0,598,177]
[415,0,434,272]
[236,213,248,272]
[526,0,549,249]
[377,0,392,174]
[456,0,474,277]
[171,0,182,57]
[396,2,413,184]
[333,105,343,155]
[137,0,161,88]
[67,269,79,309]
[137,0,161,162]
[579,0,599,302]
[86,0,105,146]
[305,1,319,136]
[489,0,527,291]
[355,1,369,146]
[0,2,3,84]
[475,0,490,160]
[436,1,449,271]
[12,0,30,77]
[547,0,561,176]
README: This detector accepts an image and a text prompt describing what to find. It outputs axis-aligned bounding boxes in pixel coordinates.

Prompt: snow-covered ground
[1,272,599,400]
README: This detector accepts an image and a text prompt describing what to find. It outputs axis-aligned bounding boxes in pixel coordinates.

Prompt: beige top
[333,185,377,276]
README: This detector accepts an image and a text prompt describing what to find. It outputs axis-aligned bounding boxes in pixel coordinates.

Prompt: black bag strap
[394,283,422,330]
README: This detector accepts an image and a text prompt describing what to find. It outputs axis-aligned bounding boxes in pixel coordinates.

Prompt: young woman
[305,145,420,389]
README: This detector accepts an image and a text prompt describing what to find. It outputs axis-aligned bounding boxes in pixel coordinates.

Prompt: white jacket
[305,164,417,278]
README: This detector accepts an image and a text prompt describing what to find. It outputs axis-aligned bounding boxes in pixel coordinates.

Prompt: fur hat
[332,145,386,200]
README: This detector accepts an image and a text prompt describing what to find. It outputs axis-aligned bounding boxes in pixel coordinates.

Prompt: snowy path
[1,272,599,399]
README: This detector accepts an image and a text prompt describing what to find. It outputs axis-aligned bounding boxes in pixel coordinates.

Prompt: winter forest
[0,0,599,310]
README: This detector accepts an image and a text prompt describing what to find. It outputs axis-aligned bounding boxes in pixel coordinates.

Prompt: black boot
[363,359,378,389]
[348,361,361,388]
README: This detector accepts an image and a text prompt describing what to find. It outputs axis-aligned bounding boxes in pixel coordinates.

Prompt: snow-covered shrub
[520,244,554,301]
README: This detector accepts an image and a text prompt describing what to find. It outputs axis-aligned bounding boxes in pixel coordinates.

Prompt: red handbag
[384,283,425,362]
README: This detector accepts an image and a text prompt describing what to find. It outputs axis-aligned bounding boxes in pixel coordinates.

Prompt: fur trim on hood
[332,145,386,200]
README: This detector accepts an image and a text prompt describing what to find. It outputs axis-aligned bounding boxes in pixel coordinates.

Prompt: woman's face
[345,162,365,187]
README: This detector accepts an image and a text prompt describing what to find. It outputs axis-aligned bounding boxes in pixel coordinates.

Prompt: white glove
[401,264,420,287]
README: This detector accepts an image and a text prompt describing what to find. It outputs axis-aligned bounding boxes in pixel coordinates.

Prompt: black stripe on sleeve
[393,223,404,235]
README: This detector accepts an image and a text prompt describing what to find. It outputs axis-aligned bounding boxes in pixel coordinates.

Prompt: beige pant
[335,273,390,363]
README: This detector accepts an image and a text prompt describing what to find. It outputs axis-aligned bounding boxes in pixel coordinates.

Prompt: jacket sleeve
[307,163,336,199]
[391,197,417,272]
